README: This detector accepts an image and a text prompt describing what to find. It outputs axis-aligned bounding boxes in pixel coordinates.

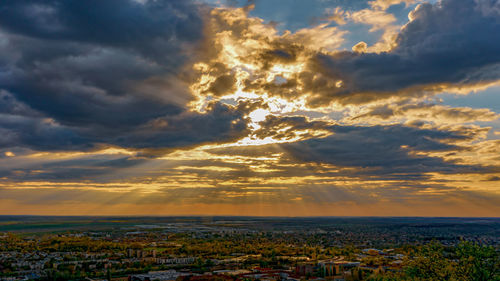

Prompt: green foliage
[392,241,500,281]
[2,231,499,281]
[453,241,499,281]
[405,241,454,280]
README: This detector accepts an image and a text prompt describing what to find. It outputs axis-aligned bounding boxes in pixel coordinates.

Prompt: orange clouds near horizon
[0,0,499,216]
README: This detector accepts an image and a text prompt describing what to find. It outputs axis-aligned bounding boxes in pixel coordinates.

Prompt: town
[0,217,498,280]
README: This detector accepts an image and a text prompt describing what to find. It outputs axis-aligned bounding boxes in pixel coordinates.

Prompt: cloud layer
[0,0,499,216]
[312,0,500,105]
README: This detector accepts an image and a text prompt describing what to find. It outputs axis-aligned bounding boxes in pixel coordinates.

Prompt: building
[128,270,187,281]
[295,263,315,276]
[318,260,360,277]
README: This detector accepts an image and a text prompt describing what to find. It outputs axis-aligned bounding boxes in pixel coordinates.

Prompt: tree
[405,241,454,281]
[453,241,500,281]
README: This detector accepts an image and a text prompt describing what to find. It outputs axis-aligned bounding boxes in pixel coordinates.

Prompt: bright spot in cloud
[249,108,270,124]
[4,151,15,157]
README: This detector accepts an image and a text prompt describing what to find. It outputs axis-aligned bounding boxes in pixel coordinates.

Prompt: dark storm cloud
[0,0,202,61]
[308,0,500,105]
[0,115,89,151]
[0,90,40,117]
[0,157,143,182]
[0,99,253,152]
[112,101,252,150]
[203,114,492,181]
[0,0,202,127]
[0,0,257,152]
[281,124,486,176]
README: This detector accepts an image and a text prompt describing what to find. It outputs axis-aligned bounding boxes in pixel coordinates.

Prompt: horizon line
[0,215,498,219]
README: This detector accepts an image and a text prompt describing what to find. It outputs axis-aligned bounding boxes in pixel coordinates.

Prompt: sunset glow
[0,0,499,216]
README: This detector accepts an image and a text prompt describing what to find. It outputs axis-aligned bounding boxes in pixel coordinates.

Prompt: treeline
[367,241,499,281]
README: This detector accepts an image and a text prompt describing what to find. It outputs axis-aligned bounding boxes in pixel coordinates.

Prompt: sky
[0,0,499,216]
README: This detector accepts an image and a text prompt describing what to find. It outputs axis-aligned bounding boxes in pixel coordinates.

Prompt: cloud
[309,0,500,106]
[0,99,254,153]
[350,9,396,31]
[348,7,400,53]
[0,90,40,117]
[189,4,346,107]
[192,0,500,109]
[0,0,203,61]
[0,115,90,151]
[253,115,331,141]
[280,123,486,178]
[352,41,368,53]
[483,176,500,181]
[111,101,254,151]
[0,0,261,152]
[350,102,500,125]
[0,0,499,216]
[323,7,348,25]
[369,0,417,10]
